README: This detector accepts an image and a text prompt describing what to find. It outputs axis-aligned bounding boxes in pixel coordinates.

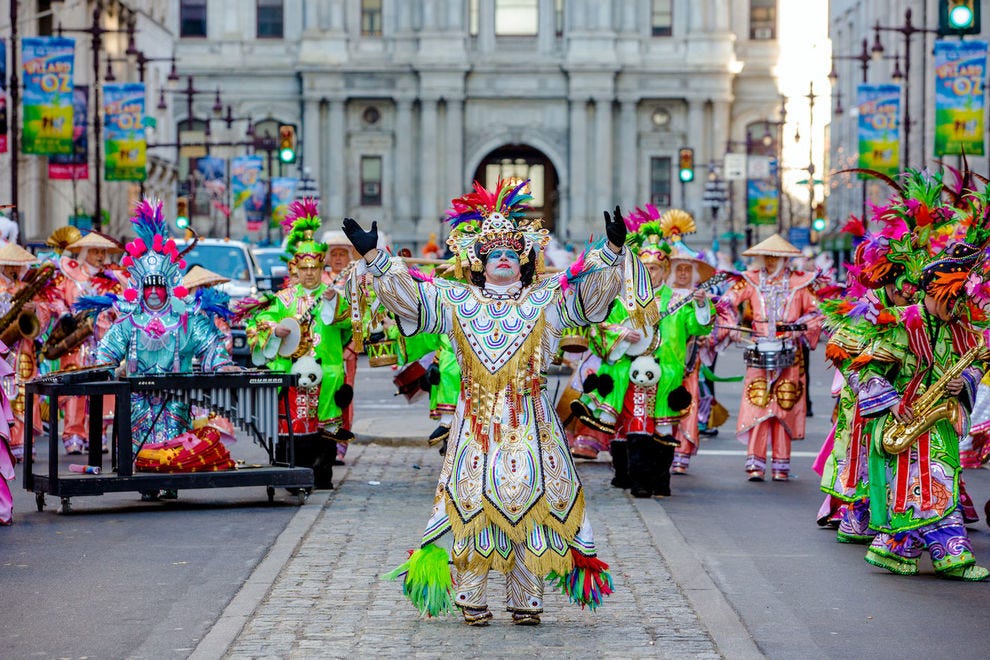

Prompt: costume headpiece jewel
[119,199,188,304]
[445,179,550,272]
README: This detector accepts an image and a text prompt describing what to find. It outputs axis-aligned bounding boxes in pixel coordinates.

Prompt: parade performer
[50,230,125,455]
[857,242,989,580]
[245,199,351,489]
[0,342,16,526]
[819,227,917,543]
[91,201,238,499]
[351,180,653,625]
[724,234,822,481]
[183,265,238,444]
[323,230,360,463]
[0,243,56,461]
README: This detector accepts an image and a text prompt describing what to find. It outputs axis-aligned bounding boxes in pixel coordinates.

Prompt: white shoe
[63,435,85,455]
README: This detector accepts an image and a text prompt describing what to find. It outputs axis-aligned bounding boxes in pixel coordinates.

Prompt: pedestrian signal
[278,124,297,164]
[678,147,694,183]
[939,0,980,36]
[176,196,190,230]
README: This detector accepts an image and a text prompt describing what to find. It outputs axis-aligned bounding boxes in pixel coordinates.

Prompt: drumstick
[718,324,757,333]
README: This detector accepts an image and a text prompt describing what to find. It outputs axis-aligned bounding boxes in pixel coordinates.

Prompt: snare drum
[559,326,590,353]
[366,339,399,367]
[743,339,796,370]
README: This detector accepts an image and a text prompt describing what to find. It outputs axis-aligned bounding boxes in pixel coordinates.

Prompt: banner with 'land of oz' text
[934,40,987,157]
[857,84,900,178]
[21,36,75,155]
[103,82,147,181]
[48,85,89,180]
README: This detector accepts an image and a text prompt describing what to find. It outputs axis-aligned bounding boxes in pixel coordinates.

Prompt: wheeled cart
[23,370,314,513]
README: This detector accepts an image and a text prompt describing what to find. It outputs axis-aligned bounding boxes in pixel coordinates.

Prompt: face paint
[143,285,168,310]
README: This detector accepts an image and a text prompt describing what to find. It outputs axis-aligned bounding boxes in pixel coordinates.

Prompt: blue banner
[21,36,75,155]
[857,84,900,177]
[103,82,146,181]
[934,40,987,156]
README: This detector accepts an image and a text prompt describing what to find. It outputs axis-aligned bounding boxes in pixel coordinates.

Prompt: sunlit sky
[777,0,831,202]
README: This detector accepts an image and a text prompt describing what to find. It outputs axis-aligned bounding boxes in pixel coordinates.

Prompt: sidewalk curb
[634,497,764,659]
[188,468,347,660]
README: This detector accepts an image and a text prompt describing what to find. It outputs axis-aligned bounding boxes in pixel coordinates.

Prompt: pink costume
[0,261,54,460]
[0,340,19,525]
[51,249,123,454]
[724,255,822,480]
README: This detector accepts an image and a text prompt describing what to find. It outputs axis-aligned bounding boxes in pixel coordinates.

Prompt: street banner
[231,155,263,209]
[196,155,226,198]
[857,84,900,178]
[934,40,987,157]
[48,85,89,180]
[746,179,778,226]
[103,82,146,181]
[270,177,298,227]
[21,36,75,155]
[1,40,7,153]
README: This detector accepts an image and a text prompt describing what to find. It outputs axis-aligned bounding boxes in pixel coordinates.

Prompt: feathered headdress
[47,226,83,255]
[445,179,550,273]
[119,199,189,305]
[623,218,671,267]
[283,198,326,268]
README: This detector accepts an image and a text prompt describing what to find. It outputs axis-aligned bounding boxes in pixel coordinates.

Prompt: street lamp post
[57,7,138,233]
[805,82,816,228]
[829,38,900,221]
[872,8,939,169]
[8,0,21,243]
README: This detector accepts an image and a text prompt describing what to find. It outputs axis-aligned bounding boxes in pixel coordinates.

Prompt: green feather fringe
[382,543,454,617]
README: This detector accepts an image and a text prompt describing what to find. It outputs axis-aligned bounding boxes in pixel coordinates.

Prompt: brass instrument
[0,263,55,347]
[881,338,990,455]
[42,312,96,361]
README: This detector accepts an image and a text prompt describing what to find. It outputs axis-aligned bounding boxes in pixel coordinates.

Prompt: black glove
[604,205,626,248]
[342,218,379,257]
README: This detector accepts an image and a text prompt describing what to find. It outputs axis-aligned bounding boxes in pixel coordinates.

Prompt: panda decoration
[290,354,323,387]
[629,355,661,387]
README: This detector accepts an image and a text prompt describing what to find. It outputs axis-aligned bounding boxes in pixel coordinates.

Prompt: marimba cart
[23,368,314,513]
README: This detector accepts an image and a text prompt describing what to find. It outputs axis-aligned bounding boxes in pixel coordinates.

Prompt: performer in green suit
[245,199,351,488]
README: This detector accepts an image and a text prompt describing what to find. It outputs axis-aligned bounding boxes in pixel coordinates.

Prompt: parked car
[175,238,270,366]
[252,246,290,291]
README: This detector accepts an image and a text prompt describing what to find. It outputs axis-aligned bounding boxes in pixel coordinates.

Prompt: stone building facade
[174,0,785,250]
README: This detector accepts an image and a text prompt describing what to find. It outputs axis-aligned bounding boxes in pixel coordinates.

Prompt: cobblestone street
[206,443,747,659]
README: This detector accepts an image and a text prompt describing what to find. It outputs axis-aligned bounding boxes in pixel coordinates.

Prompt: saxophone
[0,263,56,347]
[881,337,990,455]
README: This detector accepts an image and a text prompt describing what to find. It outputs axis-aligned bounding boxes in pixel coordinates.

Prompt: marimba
[23,370,313,513]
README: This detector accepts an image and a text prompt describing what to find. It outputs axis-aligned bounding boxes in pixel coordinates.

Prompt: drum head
[625,326,655,356]
[276,318,302,358]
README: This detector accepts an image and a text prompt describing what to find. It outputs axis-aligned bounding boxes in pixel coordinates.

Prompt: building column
[303,97,321,196]
[538,0,555,52]
[568,98,588,240]
[478,0,495,52]
[395,98,414,234]
[445,98,464,200]
[685,98,704,218]
[594,96,613,217]
[419,99,439,233]
[619,99,637,209]
[328,98,346,218]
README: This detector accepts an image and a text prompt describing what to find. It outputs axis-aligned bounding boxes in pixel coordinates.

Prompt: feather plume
[73,294,118,316]
[195,287,234,320]
[129,199,168,248]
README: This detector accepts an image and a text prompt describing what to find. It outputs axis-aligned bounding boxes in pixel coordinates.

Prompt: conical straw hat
[742,233,802,258]
[67,232,124,253]
[182,265,230,289]
[0,242,38,265]
[668,242,716,282]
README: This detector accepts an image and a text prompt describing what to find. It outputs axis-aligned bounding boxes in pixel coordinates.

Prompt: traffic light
[939,0,980,36]
[176,196,190,230]
[812,203,826,232]
[678,147,694,183]
[278,124,297,164]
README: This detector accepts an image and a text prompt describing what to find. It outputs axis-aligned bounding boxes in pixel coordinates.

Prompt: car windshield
[181,245,253,282]
[254,249,287,275]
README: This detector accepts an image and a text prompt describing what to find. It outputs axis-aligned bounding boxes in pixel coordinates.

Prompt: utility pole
[9,0,21,244]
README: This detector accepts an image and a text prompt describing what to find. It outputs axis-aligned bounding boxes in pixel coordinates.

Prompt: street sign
[702,180,728,208]
[788,226,811,249]
[724,153,746,180]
